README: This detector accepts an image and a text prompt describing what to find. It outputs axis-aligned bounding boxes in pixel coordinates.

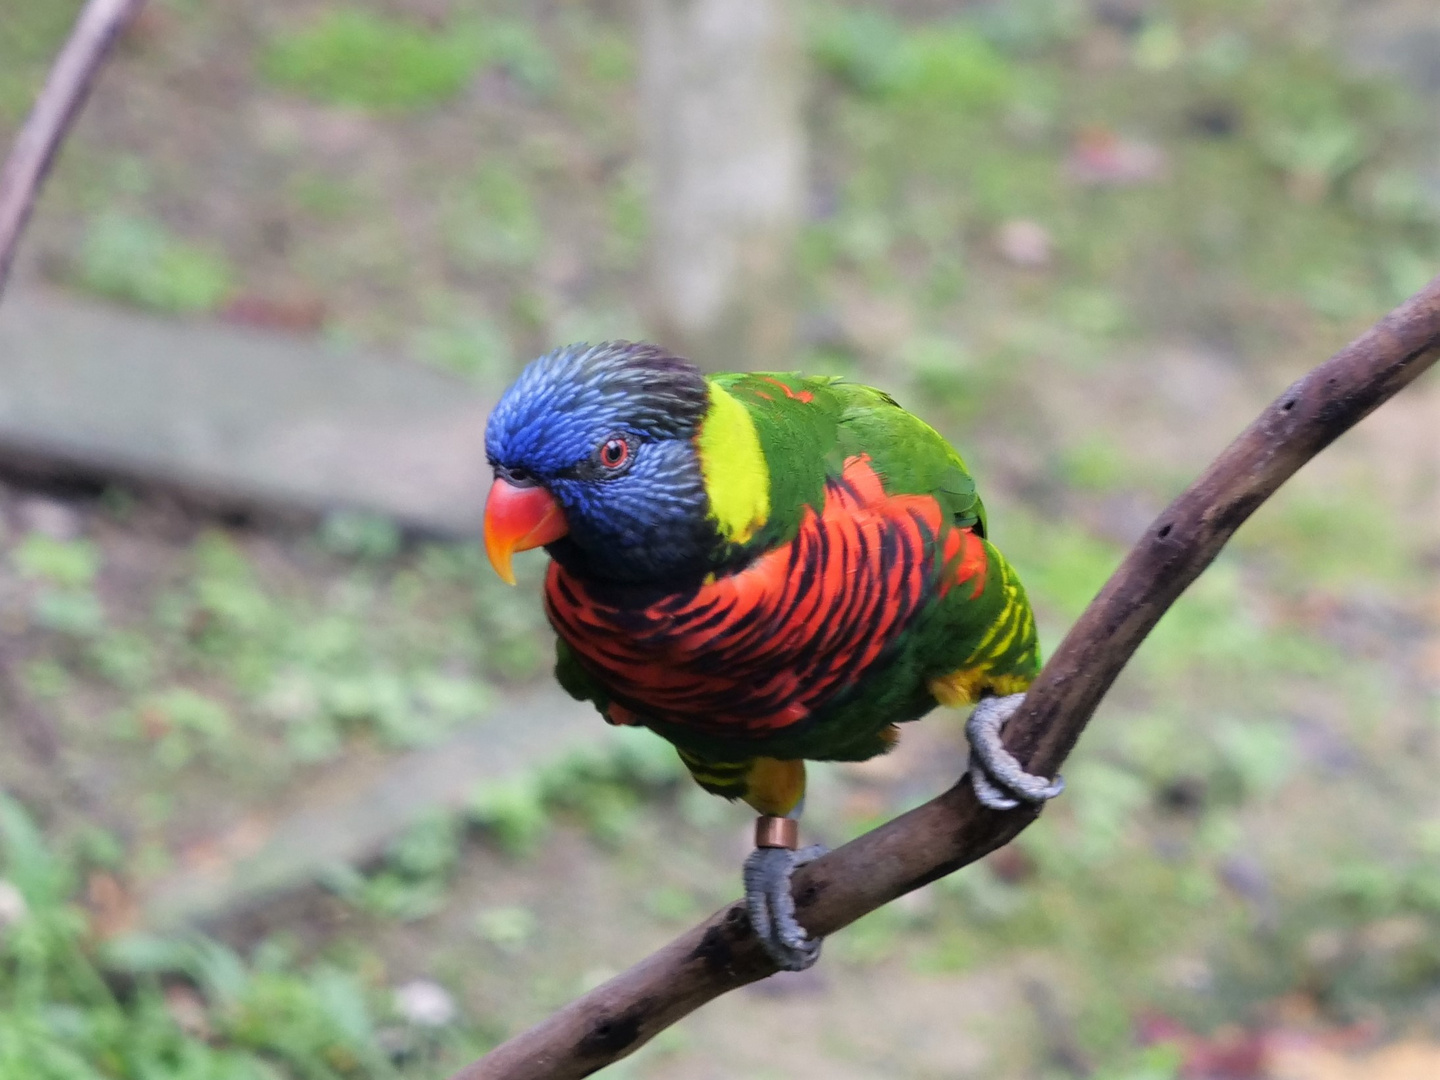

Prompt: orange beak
[483,477,569,585]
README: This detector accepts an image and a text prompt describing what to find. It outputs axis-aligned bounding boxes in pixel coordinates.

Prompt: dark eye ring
[598,437,630,470]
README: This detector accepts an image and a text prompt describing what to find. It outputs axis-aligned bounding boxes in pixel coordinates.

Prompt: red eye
[599,437,629,469]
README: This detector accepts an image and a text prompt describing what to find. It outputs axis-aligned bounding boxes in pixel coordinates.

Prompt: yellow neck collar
[695,383,770,545]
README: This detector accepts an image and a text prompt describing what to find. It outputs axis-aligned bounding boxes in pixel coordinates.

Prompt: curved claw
[970,767,1021,811]
[966,692,1066,810]
[742,843,828,971]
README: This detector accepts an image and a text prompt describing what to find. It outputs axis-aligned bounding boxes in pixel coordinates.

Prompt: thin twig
[0,0,147,294]
[454,275,1440,1080]
[0,0,146,841]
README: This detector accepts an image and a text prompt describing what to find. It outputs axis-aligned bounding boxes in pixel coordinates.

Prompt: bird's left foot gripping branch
[481,341,1065,971]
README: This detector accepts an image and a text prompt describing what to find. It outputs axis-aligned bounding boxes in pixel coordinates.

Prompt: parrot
[482,341,1063,970]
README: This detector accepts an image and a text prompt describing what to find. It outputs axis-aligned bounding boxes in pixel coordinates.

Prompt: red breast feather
[544,455,987,739]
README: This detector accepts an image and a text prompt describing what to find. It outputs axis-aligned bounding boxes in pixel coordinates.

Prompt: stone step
[141,682,604,930]
[0,288,493,535]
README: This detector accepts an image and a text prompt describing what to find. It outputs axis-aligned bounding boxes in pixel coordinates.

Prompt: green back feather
[708,372,987,549]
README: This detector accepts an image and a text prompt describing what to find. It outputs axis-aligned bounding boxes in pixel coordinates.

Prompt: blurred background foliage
[0,0,1437,1077]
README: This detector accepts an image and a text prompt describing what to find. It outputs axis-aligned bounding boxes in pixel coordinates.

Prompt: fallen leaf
[995,220,1053,268]
[85,872,140,939]
[164,984,211,1039]
[222,294,328,334]
[1066,126,1168,186]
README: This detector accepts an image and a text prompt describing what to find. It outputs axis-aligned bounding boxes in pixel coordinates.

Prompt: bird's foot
[966,692,1066,811]
[743,832,828,972]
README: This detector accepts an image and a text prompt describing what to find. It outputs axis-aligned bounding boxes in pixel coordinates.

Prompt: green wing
[713,372,987,540]
[717,371,1035,707]
[829,380,987,535]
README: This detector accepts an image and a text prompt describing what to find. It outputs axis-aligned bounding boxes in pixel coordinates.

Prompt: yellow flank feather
[929,560,1036,707]
[675,751,806,815]
[929,668,1030,708]
[741,757,806,816]
[929,669,991,708]
[696,382,770,544]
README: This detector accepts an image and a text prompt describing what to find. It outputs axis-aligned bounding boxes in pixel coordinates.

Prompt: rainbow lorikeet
[483,342,1063,969]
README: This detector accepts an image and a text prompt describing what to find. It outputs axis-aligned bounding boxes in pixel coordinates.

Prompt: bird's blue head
[483,341,720,586]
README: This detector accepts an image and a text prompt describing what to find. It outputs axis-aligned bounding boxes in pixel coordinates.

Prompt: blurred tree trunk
[639,0,806,370]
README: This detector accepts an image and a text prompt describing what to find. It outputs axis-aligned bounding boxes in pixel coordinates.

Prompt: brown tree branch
[0,0,147,294]
[455,275,1440,1080]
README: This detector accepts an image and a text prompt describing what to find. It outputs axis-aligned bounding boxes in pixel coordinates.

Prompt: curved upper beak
[483,477,569,585]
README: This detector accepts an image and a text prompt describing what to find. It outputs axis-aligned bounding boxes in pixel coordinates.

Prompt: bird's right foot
[966,692,1065,811]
